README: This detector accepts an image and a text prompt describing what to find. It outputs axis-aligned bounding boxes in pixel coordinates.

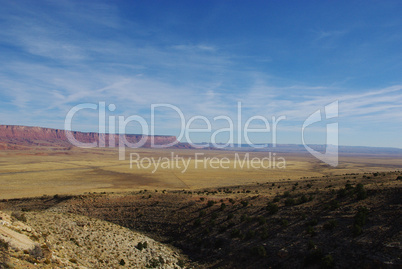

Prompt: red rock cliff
[0,125,179,148]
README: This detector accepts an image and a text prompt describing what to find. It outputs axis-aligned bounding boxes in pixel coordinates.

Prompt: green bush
[352,207,369,236]
[246,230,255,239]
[207,200,215,207]
[241,200,249,207]
[257,216,266,225]
[193,218,201,227]
[119,259,126,266]
[307,240,316,250]
[337,188,348,198]
[329,199,340,210]
[230,229,241,238]
[285,198,295,206]
[306,225,316,236]
[0,238,9,250]
[352,224,362,236]
[355,183,367,200]
[260,227,269,239]
[321,254,334,268]
[273,196,280,202]
[298,194,309,204]
[354,207,369,227]
[177,259,185,268]
[266,202,279,214]
[136,242,144,250]
[251,245,267,257]
[280,219,289,227]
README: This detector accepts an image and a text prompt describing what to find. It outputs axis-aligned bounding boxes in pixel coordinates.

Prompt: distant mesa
[0,125,191,149]
[0,125,401,155]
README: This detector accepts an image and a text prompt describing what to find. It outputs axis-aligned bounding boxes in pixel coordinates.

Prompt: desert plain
[0,147,401,199]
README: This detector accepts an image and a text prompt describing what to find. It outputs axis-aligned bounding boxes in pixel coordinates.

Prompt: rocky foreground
[0,210,185,268]
[1,171,401,268]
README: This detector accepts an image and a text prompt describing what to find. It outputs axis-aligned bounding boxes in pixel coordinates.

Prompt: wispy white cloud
[0,1,401,148]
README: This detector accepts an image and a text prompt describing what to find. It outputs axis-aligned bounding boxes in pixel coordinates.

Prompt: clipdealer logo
[64,101,338,168]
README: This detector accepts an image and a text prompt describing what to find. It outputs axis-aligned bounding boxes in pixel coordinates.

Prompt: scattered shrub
[251,245,267,257]
[146,258,160,268]
[266,202,279,214]
[273,196,281,203]
[136,241,148,250]
[306,225,316,236]
[283,191,290,197]
[307,240,316,250]
[321,254,334,268]
[243,214,252,222]
[284,198,295,206]
[352,206,369,236]
[354,207,369,227]
[280,219,289,227]
[298,194,308,204]
[352,224,363,236]
[257,216,266,225]
[329,200,340,210]
[337,188,348,198]
[119,259,126,266]
[193,218,201,227]
[177,259,185,268]
[207,200,215,207]
[260,227,269,239]
[11,212,27,222]
[220,203,226,210]
[246,230,255,239]
[355,183,367,200]
[29,244,43,259]
[230,229,241,238]
[345,183,353,190]
[0,238,9,250]
[241,200,249,207]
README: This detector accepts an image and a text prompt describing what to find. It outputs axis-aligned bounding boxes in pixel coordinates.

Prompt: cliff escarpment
[0,125,185,149]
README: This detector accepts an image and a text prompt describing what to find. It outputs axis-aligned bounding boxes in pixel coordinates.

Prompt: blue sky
[0,0,401,148]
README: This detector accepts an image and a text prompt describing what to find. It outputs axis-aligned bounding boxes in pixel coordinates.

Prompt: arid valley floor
[1,147,401,268]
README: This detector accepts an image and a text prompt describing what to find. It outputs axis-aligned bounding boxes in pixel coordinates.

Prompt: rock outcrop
[0,125,183,149]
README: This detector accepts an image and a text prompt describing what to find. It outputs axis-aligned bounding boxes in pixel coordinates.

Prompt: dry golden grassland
[0,147,400,199]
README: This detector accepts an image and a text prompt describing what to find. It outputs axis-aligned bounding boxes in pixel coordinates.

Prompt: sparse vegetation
[352,207,369,236]
[11,211,27,222]
[266,202,279,214]
[0,159,399,269]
